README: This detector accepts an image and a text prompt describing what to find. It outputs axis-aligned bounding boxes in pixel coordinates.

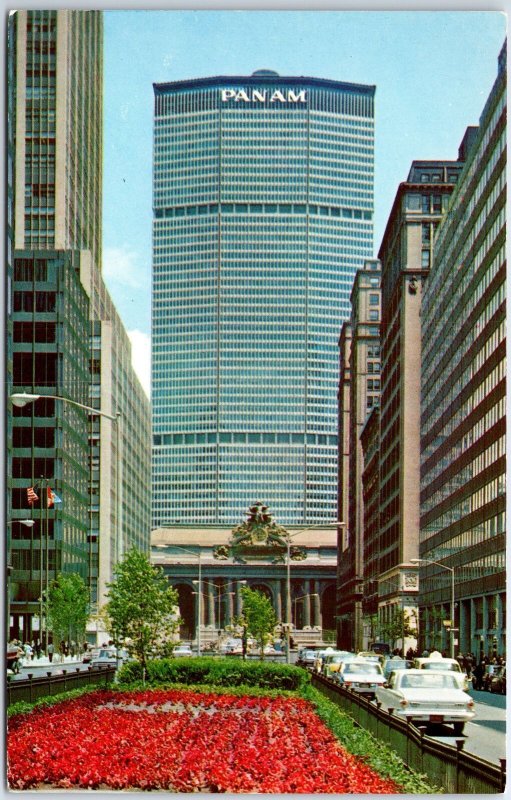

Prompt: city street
[9,657,92,682]
[428,689,506,766]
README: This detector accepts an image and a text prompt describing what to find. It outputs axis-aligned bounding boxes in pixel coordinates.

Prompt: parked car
[322,651,356,677]
[337,660,386,698]
[173,644,193,658]
[413,655,470,691]
[489,665,506,694]
[91,646,128,666]
[382,657,413,680]
[375,669,475,734]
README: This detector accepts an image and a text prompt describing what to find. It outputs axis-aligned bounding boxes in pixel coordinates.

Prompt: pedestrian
[421,649,429,657]
[473,660,485,690]
[47,641,54,663]
[463,652,474,677]
[23,641,33,661]
[35,639,41,659]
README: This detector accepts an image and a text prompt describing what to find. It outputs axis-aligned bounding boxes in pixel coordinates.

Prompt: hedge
[117,656,309,691]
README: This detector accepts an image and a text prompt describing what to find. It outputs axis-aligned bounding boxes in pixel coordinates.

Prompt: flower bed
[8,688,399,793]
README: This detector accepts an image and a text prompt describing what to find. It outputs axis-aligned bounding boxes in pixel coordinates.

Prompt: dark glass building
[152,71,375,527]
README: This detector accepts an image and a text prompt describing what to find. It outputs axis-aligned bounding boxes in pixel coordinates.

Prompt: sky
[101,10,506,397]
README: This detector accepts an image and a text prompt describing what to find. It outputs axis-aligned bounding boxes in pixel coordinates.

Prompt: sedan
[382,657,413,680]
[413,656,470,691]
[337,660,386,697]
[375,669,475,734]
[297,649,318,668]
[322,652,356,677]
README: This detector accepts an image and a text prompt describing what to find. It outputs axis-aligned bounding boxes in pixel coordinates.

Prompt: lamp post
[282,522,343,664]
[411,558,455,658]
[10,392,123,570]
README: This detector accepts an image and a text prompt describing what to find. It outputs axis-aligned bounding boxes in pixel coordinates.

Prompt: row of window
[153,431,339,446]
[154,201,373,220]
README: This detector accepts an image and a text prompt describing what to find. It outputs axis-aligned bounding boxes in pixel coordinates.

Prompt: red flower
[8,689,398,793]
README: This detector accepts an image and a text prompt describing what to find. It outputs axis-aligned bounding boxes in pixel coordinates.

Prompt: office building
[152,71,375,527]
[367,156,465,653]
[8,10,151,642]
[336,259,382,651]
[419,43,506,657]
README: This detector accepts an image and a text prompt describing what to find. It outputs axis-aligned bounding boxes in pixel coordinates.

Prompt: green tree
[46,573,89,651]
[240,586,277,660]
[105,548,181,677]
[379,607,416,651]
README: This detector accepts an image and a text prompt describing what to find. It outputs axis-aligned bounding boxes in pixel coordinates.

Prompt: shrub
[117,656,309,691]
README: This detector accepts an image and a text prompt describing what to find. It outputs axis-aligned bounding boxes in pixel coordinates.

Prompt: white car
[337,660,386,697]
[413,656,470,691]
[91,647,128,666]
[173,644,193,657]
[375,669,475,734]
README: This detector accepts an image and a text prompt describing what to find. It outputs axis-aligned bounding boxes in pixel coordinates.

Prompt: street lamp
[410,558,455,658]
[10,393,123,568]
[282,522,344,664]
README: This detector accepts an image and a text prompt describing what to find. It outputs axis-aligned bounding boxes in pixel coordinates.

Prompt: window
[421,250,430,268]
[369,310,379,321]
[369,294,379,305]
[407,194,421,211]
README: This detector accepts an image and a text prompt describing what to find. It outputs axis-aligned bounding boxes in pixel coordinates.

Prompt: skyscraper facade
[336,258,382,651]
[152,71,375,527]
[8,10,151,642]
[419,43,506,657]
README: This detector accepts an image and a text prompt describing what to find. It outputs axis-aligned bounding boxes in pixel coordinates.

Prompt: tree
[240,586,277,660]
[46,573,89,651]
[379,607,416,652]
[105,548,181,677]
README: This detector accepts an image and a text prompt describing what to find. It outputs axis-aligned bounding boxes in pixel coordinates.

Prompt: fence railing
[7,665,116,707]
[312,673,506,794]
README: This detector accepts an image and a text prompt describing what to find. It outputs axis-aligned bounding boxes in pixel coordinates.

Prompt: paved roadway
[9,657,95,681]
[427,688,506,766]
[10,657,506,767]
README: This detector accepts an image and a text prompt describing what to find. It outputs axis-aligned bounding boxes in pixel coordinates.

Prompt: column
[303,580,311,628]
[275,584,282,622]
[226,581,234,625]
[312,581,321,628]
[281,579,288,623]
[207,583,215,628]
[235,582,243,617]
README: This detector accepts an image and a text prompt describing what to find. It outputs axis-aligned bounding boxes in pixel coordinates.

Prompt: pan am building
[152,71,375,527]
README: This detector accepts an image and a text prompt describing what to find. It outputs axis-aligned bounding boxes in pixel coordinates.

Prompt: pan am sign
[221,89,307,104]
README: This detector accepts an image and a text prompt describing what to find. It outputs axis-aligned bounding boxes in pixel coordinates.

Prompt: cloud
[103,245,146,290]
[128,329,151,399]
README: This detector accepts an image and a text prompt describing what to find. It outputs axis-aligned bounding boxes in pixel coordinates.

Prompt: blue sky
[101,10,506,395]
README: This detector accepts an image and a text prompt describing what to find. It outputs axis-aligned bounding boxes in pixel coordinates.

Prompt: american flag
[27,486,39,505]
